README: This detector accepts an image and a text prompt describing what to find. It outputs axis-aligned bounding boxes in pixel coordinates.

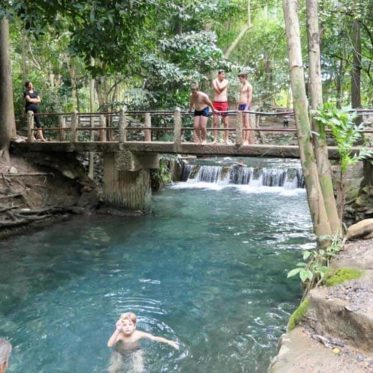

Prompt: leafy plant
[150,158,174,191]
[287,235,343,295]
[313,103,373,218]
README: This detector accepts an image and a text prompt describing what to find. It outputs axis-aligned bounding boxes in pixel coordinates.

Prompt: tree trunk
[95,77,109,110]
[88,71,96,180]
[306,0,341,236]
[335,59,344,108]
[351,19,361,109]
[351,17,362,125]
[68,60,78,111]
[283,0,332,240]
[0,17,16,161]
[21,30,29,83]
[224,0,252,59]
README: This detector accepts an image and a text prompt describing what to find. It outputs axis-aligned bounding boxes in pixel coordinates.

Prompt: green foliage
[150,158,173,191]
[325,267,363,287]
[319,0,373,106]
[287,298,310,331]
[4,0,372,117]
[287,235,343,292]
[313,104,373,174]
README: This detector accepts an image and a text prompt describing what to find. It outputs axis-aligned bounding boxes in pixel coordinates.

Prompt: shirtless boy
[107,312,179,372]
[0,338,11,373]
[237,73,253,145]
[212,70,229,144]
[189,82,215,144]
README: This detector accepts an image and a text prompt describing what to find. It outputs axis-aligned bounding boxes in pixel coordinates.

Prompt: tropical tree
[283,0,332,241]
[0,15,16,161]
[306,0,341,235]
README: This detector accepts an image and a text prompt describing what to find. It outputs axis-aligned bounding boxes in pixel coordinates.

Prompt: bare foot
[202,140,207,145]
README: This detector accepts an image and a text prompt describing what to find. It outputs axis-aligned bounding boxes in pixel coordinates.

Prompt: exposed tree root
[0,206,73,229]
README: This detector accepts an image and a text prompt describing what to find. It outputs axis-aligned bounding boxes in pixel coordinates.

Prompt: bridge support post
[99,115,106,142]
[173,108,182,152]
[102,151,159,213]
[144,113,151,142]
[236,111,243,146]
[59,115,66,141]
[119,109,127,143]
[71,111,78,142]
[27,111,35,143]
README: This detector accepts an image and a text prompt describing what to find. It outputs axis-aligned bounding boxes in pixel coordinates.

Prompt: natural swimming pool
[0,159,314,372]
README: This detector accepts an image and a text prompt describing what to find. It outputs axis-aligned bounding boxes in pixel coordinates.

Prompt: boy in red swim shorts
[212,70,230,144]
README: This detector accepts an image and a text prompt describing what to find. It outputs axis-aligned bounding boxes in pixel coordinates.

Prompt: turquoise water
[0,166,313,372]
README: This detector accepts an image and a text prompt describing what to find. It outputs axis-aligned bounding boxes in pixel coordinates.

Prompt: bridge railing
[26,108,373,145]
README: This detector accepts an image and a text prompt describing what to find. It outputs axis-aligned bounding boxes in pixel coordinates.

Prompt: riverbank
[269,237,373,373]
[0,150,99,240]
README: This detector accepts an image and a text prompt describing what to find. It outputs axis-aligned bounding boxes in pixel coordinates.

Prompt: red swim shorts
[213,101,229,116]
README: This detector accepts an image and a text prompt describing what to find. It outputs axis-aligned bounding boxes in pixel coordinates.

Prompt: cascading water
[181,161,305,189]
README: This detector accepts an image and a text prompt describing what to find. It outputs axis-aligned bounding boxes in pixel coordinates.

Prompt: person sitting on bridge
[24,81,47,142]
[0,338,12,373]
[107,312,179,372]
[189,82,216,144]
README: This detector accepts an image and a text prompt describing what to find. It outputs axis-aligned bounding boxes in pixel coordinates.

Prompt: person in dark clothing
[24,81,46,141]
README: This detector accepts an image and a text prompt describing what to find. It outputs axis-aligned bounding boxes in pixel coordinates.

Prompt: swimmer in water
[107,312,179,372]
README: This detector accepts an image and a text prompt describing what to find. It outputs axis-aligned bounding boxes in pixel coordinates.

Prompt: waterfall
[180,163,305,188]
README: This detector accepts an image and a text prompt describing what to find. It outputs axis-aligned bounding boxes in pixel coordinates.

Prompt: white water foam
[170,182,306,196]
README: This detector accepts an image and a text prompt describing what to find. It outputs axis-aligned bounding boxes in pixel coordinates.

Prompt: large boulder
[347,219,373,240]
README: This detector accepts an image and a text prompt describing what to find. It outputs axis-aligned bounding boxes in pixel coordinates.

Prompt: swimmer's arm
[107,330,121,347]
[138,331,179,350]
[107,321,123,347]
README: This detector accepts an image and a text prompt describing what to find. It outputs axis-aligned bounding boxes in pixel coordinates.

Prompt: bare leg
[200,116,208,144]
[132,349,144,373]
[223,116,229,144]
[107,352,124,373]
[213,114,219,143]
[193,116,201,143]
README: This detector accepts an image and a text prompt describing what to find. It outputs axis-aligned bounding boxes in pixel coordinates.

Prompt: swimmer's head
[119,312,137,325]
[118,312,137,336]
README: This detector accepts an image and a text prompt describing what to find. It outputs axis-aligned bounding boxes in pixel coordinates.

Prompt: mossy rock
[287,298,310,331]
[325,267,363,287]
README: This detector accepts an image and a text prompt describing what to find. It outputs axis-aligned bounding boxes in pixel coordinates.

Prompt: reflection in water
[0,160,313,372]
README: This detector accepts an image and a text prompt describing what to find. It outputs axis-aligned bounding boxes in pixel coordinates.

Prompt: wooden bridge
[12,109,373,213]
[14,108,373,158]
